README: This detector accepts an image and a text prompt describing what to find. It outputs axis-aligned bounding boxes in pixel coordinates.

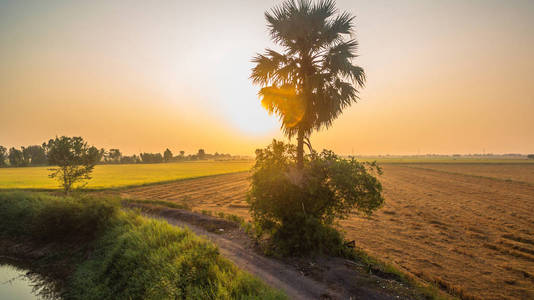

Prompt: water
[0,264,39,300]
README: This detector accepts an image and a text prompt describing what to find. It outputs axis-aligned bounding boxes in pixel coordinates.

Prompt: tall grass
[0,191,285,299]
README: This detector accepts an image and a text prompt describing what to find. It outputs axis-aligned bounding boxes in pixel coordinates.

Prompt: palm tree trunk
[296,128,304,169]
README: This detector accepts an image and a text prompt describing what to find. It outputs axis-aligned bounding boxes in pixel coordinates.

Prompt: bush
[0,192,118,243]
[33,196,118,243]
[528,154,534,159]
[248,140,384,256]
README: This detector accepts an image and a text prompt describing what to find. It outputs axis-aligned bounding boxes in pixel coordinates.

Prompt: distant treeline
[356,153,534,159]
[0,140,245,168]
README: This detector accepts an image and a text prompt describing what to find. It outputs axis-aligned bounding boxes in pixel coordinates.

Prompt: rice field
[121,163,534,300]
[0,160,253,190]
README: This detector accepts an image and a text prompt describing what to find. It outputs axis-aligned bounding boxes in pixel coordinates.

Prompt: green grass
[0,160,253,190]
[0,191,286,299]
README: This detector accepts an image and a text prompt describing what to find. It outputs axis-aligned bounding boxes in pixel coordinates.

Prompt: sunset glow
[1,0,533,155]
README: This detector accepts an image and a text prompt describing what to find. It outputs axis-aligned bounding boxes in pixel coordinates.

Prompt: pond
[0,264,42,300]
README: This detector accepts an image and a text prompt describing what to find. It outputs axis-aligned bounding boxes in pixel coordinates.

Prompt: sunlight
[223,95,279,136]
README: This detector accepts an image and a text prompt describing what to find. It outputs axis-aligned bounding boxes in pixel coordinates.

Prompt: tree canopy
[47,136,101,194]
[251,0,365,167]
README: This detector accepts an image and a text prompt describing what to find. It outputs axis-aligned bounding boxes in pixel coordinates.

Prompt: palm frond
[252,0,366,138]
[259,85,307,137]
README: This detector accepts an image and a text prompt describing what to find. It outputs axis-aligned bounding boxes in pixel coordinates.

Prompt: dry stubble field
[122,164,534,300]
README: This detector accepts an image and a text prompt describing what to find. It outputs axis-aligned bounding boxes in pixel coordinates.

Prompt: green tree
[251,0,365,168]
[22,145,47,165]
[8,147,25,167]
[108,149,122,164]
[46,136,101,194]
[248,140,383,255]
[0,146,7,167]
[163,148,173,162]
[197,149,206,160]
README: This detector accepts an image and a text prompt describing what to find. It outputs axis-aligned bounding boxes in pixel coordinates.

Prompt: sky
[1,0,533,155]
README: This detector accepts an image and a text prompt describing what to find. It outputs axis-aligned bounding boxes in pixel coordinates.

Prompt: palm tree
[251,0,365,168]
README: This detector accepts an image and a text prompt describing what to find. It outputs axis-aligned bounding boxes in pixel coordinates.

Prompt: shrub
[0,191,118,243]
[248,140,384,256]
[528,154,534,159]
[32,195,118,243]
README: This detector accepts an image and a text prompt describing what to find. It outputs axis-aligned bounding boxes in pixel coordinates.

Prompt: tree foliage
[107,149,122,164]
[0,146,7,167]
[140,152,163,163]
[8,147,25,167]
[46,136,101,194]
[23,145,48,165]
[248,140,384,255]
[251,0,365,167]
[164,148,173,162]
[197,149,206,160]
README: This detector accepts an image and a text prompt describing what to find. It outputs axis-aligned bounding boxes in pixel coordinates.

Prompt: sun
[226,99,279,136]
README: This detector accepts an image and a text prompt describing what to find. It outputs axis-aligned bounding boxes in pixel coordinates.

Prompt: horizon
[1,0,533,156]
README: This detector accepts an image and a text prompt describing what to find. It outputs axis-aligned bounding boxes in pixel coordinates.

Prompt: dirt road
[129,204,417,300]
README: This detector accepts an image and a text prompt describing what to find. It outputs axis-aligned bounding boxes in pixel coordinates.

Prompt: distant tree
[164,148,173,162]
[8,147,25,167]
[46,136,101,194]
[108,149,122,164]
[140,152,163,163]
[22,145,47,165]
[98,148,106,163]
[21,147,31,165]
[0,146,7,167]
[197,149,206,160]
[528,154,534,159]
[251,0,365,168]
[120,154,140,164]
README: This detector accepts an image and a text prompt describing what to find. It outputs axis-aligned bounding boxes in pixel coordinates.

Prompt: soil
[121,164,534,299]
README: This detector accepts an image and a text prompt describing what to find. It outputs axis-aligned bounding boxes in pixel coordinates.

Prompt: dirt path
[128,204,419,300]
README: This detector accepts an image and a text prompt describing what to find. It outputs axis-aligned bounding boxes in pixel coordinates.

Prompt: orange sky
[1,0,533,155]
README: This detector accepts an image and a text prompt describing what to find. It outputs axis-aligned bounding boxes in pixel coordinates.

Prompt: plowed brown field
[122,164,534,300]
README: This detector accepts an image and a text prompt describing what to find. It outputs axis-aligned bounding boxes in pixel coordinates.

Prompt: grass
[0,191,286,299]
[123,198,191,210]
[0,160,253,190]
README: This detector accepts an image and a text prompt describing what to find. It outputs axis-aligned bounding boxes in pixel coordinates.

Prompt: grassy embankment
[0,191,285,299]
[0,160,253,190]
